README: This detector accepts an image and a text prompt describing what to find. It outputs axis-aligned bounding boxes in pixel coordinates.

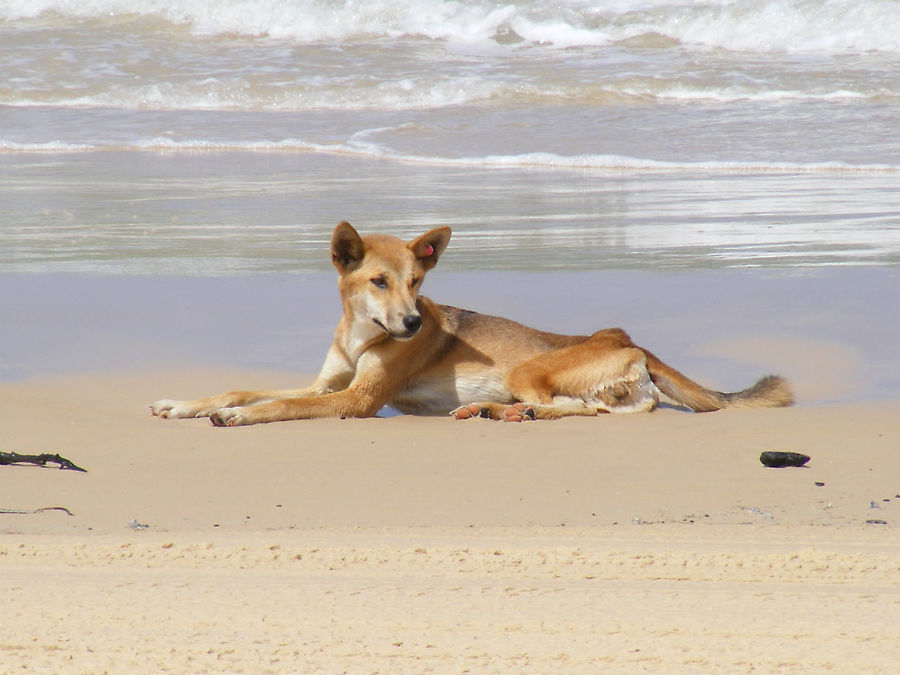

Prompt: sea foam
[5,135,895,176]
[4,0,900,54]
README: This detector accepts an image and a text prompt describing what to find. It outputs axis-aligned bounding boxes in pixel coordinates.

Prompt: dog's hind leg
[451,333,660,422]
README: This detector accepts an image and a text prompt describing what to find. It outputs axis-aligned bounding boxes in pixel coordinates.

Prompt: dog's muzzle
[373,314,422,339]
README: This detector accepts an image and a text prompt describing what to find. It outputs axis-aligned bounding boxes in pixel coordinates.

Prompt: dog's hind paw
[450,404,487,420]
[501,402,536,422]
[451,402,535,421]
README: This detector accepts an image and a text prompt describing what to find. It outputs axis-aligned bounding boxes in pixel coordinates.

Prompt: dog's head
[331,221,451,340]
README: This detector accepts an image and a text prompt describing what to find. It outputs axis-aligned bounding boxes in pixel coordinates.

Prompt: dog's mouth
[372,318,418,340]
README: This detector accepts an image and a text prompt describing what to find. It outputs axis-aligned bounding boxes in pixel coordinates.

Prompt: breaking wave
[4,0,900,54]
[4,136,896,175]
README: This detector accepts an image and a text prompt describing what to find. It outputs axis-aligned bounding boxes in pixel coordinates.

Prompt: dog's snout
[403,314,423,334]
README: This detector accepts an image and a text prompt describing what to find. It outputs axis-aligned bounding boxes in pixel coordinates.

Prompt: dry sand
[2,369,899,672]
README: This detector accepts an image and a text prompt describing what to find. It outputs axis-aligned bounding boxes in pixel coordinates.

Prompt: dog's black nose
[403,314,423,334]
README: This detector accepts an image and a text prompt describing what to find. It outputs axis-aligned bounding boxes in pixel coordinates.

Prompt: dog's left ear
[408,226,451,271]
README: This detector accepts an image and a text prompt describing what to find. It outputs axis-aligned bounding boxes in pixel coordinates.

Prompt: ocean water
[2,0,900,273]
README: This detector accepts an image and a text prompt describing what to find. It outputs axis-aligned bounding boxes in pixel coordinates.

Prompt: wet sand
[3,268,899,400]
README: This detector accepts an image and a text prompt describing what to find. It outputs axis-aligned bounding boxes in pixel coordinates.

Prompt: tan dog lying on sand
[150,222,792,426]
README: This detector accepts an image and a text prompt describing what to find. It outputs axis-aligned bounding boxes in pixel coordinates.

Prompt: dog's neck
[338,314,387,365]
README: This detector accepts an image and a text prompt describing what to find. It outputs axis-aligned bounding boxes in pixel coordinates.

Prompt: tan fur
[150,222,793,426]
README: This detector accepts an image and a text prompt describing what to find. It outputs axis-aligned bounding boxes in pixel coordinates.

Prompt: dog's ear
[408,226,451,271]
[331,221,365,272]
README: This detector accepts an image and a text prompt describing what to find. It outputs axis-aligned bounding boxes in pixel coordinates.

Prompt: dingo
[150,222,792,426]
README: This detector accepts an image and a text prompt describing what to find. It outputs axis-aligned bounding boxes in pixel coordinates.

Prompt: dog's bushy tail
[644,351,793,412]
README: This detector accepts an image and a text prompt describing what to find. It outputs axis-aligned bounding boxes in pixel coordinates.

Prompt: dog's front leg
[151,344,357,420]
[150,392,268,419]
[209,389,384,426]
[209,372,390,426]
[150,385,325,420]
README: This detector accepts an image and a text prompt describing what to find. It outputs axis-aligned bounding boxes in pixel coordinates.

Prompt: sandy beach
[4,1,900,670]
[2,368,898,672]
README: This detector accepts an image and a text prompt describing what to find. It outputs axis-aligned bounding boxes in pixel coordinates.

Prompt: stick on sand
[0,451,87,472]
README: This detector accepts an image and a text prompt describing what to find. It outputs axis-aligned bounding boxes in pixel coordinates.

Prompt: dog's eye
[410,277,420,288]
[370,277,388,289]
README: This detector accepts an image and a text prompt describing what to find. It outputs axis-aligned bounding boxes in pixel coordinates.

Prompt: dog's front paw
[210,407,247,427]
[150,399,202,419]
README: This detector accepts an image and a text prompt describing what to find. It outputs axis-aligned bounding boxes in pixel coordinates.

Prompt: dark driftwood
[0,506,75,516]
[0,451,87,472]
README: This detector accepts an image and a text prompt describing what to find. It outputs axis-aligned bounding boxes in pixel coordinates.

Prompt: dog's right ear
[408,226,451,271]
[331,221,365,272]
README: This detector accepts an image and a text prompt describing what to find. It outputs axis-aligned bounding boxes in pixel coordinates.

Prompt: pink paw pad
[503,402,535,422]
[452,403,483,420]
